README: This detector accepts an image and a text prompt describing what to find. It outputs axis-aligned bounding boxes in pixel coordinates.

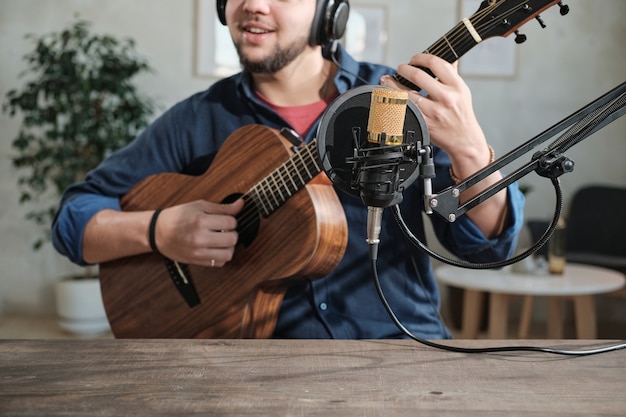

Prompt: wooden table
[1,339,625,416]
[435,263,625,339]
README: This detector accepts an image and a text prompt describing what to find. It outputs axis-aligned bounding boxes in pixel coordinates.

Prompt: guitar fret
[255,182,271,217]
[249,139,322,219]
[276,167,291,197]
[247,189,264,217]
[269,174,286,207]
[278,164,297,196]
[307,147,322,173]
[258,174,284,214]
[430,21,471,63]
[281,170,294,198]
[262,179,278,215]
[299,147,320,183]
[442,35,460,60]
[298,152,313,180]
[289,157,306,186]
[450,20,480,59]
[265,177,281,212]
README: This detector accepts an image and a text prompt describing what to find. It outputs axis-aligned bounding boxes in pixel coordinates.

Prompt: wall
[0,0,624,316]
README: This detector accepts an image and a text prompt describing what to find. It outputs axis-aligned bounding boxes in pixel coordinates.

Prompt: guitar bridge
[163,258,200,308]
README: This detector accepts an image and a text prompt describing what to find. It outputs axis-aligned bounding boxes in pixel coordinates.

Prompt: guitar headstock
[470,1,569,41]
[391,1,570,92]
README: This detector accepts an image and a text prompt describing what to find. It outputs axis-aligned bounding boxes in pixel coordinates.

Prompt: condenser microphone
[316,84,430,258]
[360,88,409,247]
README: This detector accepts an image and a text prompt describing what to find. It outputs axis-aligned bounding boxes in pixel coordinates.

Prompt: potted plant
[3,17,157,335]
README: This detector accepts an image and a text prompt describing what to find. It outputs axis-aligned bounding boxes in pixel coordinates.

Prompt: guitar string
[427,1,528,61]
[244,148,312,219]
[233,141,322,237]
[394,1,539,88]
[471,1,530,39]
[249,142,319,212]
[421,3,494,59]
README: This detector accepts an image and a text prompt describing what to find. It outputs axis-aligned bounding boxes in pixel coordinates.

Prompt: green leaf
[2,16,158,250]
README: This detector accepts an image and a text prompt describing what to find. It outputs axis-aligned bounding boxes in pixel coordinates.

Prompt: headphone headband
[216,0,349,46]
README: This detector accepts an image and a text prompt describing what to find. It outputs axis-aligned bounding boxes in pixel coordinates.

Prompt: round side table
[435,263,625,339]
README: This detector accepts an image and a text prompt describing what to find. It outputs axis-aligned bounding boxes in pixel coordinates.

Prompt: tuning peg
[558,2,570,15]
[535,15,547,28]
[514,30,527,44]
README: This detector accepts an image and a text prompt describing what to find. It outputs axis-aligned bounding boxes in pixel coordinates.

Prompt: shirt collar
[322,42,361,94]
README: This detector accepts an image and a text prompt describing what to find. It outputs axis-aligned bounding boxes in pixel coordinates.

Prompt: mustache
[239,15,276,31]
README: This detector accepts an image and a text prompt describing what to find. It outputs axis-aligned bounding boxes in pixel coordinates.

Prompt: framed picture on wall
[194,0,239,78]
[457,0,518,78]
[343,5,388,64]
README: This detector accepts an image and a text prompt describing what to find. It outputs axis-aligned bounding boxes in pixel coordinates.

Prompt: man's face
[225,0,317,73]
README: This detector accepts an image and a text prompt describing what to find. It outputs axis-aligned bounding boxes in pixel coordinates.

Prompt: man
[52,0,524,339]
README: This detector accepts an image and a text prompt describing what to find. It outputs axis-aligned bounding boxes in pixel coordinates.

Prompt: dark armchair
[528,184,626,295]
[565,185,626,280]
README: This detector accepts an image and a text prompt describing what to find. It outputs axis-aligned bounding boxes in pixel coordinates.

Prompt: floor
[0,315,113,339]
[1,313,623,340]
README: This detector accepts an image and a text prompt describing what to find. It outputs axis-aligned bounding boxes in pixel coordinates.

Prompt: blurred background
[0,0,624,337]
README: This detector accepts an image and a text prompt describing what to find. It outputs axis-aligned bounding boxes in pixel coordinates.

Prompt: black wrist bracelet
[149,208,163,256]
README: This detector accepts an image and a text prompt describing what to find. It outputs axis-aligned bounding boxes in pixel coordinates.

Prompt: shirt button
[319,302,328,311]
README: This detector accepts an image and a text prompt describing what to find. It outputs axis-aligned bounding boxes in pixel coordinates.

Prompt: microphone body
[360,88,409,246]
[315,84,429,256]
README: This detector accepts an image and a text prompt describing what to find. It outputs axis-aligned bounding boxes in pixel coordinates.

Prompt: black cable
[373,178,626,355]
[370,256,626,356]
[394,176,564,270]
[409,255,453,339]
[328,40,371,86]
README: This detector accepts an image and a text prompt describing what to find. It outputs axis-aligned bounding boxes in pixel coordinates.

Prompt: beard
[235,36,309,74]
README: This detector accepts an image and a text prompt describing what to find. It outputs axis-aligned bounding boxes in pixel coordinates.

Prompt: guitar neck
[426,18,484,64]
[392,15,483,89]
[393,0,566,90]
[248,139,322,218]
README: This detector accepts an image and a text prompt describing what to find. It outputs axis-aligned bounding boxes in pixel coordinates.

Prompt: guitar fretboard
[392,0,557,90]
[424,18,481,63]
[393,17,480,89]
[249,139,322,217]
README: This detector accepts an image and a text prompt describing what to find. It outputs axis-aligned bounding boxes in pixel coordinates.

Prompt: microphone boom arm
[428,81,626,222]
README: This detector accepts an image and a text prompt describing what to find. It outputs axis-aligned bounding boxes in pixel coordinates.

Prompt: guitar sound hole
[222,193,259,248]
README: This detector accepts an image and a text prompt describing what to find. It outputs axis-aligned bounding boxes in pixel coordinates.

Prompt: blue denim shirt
[52,44,524,339]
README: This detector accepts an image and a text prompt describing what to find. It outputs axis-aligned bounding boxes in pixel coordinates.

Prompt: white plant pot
[55,277,110,336]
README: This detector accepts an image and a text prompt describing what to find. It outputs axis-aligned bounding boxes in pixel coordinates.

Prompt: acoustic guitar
[99,125,348,338]
[99,0,567,338]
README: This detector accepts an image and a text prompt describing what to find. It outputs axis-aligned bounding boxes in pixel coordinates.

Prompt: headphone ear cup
[310,0,350,46]
[329,1,350,42]
[216,0,227,25]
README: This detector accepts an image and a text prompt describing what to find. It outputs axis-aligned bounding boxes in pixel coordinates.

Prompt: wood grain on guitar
[99,125,348,338]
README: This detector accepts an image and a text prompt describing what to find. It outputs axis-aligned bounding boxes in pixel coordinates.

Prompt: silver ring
[210,259,216,267]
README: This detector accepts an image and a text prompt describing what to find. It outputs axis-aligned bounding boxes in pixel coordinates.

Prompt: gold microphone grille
[367,88,409,145]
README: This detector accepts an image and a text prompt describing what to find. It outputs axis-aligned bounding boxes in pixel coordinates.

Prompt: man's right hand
[153,199,244,267]
[82,199,244,266]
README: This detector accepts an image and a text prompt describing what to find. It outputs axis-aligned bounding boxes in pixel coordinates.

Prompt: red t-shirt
[255,91,337,137]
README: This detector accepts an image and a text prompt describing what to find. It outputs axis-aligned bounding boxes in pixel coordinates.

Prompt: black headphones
[216,0,350,46]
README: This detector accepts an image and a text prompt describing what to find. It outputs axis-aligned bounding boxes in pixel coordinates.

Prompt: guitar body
[99,125,348,338]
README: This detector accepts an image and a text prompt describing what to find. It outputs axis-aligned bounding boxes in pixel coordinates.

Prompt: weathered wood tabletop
[1,339,624,416]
